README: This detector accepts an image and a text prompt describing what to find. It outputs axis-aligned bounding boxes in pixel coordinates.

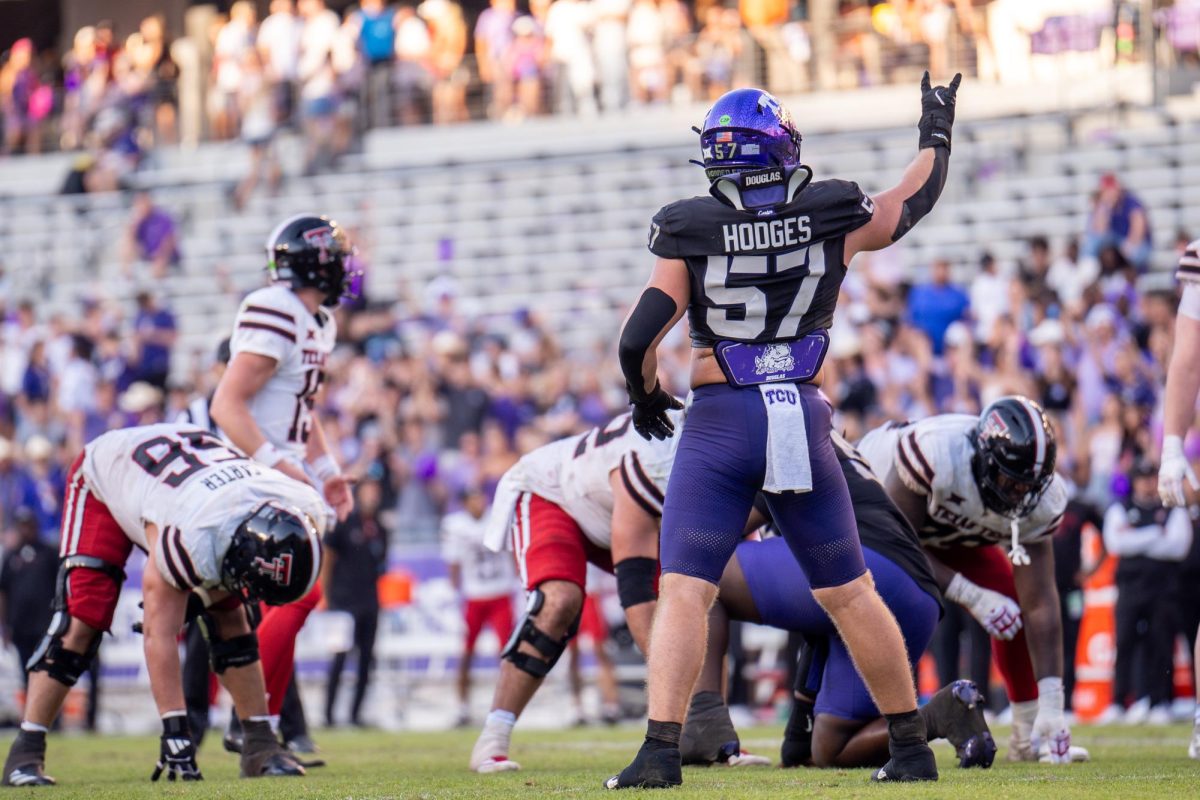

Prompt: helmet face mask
[223,501,321,606]
[972,397,1057,519]
[697,88,802,183]
[266,214,358,307]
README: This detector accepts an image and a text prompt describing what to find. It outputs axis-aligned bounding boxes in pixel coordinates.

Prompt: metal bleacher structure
[3,65,1199,377]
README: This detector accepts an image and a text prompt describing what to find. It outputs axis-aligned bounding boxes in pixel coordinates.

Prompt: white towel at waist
[759,383,813,494]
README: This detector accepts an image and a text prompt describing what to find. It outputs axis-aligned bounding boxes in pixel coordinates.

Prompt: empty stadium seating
[3,87,1199,371]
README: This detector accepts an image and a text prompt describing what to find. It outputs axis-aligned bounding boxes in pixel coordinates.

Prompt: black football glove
[629,383,683,441]
[151,715,203,782]
[918,71,962,152]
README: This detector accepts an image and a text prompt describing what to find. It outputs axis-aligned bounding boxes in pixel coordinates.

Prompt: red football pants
[258,583,322,715]
[933,543,1039,703]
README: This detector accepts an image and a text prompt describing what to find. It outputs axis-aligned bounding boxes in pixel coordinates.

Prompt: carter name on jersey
[722,216,812,253]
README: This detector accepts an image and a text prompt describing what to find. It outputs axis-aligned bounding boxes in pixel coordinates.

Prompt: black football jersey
[648,179,874,347]
[752,431,943,611]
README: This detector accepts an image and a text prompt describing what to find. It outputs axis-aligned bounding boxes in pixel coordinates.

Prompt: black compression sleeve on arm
[892,147,950,242]
[618,287,677,402]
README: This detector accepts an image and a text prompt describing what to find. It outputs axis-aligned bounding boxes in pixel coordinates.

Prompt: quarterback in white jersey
[1158,238,1200,759]
[211,213,354,521]
[469,410,680,773]
[209,214,355,728]
[2,424,322,787]
[858,397,1081,765]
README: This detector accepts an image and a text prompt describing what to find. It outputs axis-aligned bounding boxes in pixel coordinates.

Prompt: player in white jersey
[209,213,355,737]
[857,396,1082,765]
[1158,238,1200,758]
[469,410,681,773]
[1,424,324,787]
[442,486,519,726]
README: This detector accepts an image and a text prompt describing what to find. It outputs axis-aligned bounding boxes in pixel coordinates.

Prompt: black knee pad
[501,588,580,679]
[27,555,122,686]
[196,605,260,674]
[27,614,99,688]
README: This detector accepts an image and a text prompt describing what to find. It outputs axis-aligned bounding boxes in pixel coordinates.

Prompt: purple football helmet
[698,88,802,182]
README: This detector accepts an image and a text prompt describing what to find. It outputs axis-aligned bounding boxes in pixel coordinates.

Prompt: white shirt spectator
[299,7,341,99]
[1102,502,1193,562]
[57,355,98,414]
[258,8,304,82]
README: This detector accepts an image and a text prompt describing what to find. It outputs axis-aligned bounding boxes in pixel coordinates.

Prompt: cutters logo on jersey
[980,410,1010,440]
[301,226,337,264]
[253,553,294,586]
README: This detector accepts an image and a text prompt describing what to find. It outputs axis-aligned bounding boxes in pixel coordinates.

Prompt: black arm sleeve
[618,287,678,402]
[891,147,950,242]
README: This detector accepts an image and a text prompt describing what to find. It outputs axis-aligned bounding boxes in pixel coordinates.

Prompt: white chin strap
[1008,518,1031,566]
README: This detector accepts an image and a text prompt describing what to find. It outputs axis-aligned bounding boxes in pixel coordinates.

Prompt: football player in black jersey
[610,73,960,787]
[679,433,994,772]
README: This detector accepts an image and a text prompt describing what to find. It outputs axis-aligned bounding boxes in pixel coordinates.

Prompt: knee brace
[26,556,121,686]
[197,603,261,674]
[501,588,580,679]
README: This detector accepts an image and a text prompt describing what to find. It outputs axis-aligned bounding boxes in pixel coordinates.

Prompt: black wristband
[615,557,659,608]
[162,714,190,738]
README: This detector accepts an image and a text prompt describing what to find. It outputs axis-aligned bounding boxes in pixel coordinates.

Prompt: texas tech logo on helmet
[300,226,337,265]
[980,410,1011,440]
[253,553,294,586]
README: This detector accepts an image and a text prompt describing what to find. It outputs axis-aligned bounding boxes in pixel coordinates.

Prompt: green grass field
[5,724,1196,799]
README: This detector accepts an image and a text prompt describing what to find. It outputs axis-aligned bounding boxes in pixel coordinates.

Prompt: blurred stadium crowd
[4,0,1199,174]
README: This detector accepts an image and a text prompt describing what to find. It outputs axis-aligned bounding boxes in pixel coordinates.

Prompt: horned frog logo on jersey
[755,343,795,376]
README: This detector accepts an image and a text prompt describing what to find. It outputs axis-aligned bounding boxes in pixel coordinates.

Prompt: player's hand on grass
[629,383,683,441]
[918,71,962,152]
[1159,435,1198,507]
[1032,677,1071,765]
[945,573,1022,640]
[151,715,203,782]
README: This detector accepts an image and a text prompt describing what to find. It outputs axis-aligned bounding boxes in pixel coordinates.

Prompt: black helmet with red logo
[971,396,1057,518]
[266,213,356,307]
[223,501,322,605]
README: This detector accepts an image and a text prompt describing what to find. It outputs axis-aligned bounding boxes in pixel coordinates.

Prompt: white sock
[485,709,517,730]
[1193,706,1200,728]
[1011,700,1038,735]
[20,722,48,734]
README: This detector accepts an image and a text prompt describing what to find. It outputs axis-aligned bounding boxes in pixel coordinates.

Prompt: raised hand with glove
[918,71,962,152]
[944,572,1023,641]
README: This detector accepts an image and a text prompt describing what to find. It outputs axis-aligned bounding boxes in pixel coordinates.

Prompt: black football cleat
[255,753,306,777]
[604,746,682,789]
[872,742,938,783]
[2,731,55,787]
[679,691,739,766]
[921,680,996,769]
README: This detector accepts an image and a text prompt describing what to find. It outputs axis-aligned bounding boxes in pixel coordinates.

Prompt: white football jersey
[857,414,1066,549]
[228,284,337,461]
[74,423,328,592]
[494,411,681,550]
[440,510,518,600]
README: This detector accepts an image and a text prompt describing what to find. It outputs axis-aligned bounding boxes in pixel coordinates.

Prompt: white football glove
[1031,677,1071,765]
[1159,435,1199,508]
[945,573,1023,641]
